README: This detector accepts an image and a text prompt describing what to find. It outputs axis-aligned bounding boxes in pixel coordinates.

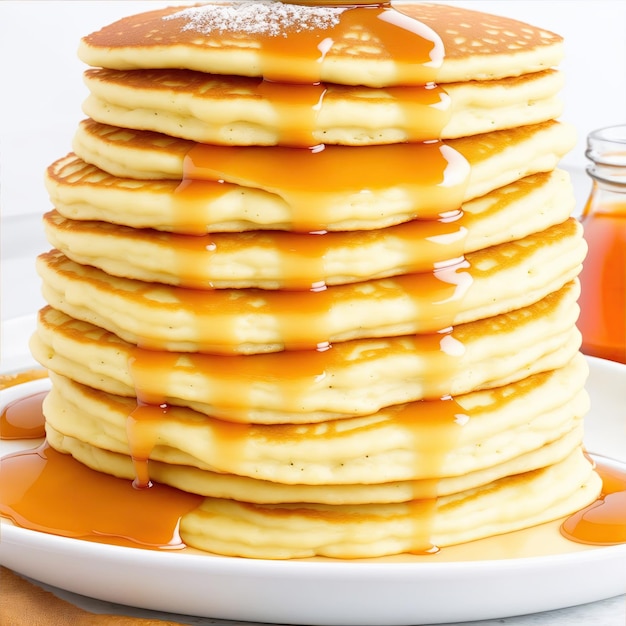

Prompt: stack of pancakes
[31,1,601,559]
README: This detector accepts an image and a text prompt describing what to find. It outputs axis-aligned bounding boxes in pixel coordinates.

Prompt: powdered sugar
[162,1,344,37]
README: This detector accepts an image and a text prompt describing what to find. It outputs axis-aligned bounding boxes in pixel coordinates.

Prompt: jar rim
[588,124,626,145]
[586,124,626,169]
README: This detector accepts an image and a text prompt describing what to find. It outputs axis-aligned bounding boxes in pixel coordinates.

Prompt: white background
[1,1,625,319]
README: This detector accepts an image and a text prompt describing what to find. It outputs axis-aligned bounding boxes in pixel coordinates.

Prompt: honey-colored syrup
[182,141,469,232]
[0,391,47,440]
[246,3,442,85]
[578,204,626,364]
[0,369,48,439]
[560,457,626,545]
[0,369,47,391]
[0,437,203,550]
[577,126,626,364]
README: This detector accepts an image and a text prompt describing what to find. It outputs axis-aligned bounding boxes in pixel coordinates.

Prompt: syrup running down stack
[9,1,603,558]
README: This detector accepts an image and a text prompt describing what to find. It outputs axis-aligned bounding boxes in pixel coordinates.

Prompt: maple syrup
[577,125,626,364]
[0,390,47,440]
[0,369,48,439]
[560,455,626,545]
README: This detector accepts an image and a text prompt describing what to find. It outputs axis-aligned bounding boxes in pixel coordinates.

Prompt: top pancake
[78,2,563,87]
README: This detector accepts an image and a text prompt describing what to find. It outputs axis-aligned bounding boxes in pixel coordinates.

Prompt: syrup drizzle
[258,3,442,84]
[0,369,48,391]
[161,2,444,87]
[181,141,470,232]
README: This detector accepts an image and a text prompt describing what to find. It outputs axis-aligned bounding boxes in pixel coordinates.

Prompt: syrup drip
[182,141,469,232]
[127,400,165,489]
[251,77,450,147]
[560,457,626,545]
[248,3,443,86]
[256,80,328,148]
[122,324,470,420]
[219,210,466,291]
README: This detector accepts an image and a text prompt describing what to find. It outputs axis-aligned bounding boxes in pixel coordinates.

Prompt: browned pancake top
[79,2,562,86]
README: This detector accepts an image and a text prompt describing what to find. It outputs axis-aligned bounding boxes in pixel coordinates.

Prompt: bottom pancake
[44,422,601,560]
[178,450,599,559]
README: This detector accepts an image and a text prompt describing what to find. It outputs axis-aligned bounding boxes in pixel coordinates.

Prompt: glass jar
[577,124,626,364]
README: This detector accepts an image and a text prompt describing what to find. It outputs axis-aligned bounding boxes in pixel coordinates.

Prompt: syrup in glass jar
[577,125,626,364]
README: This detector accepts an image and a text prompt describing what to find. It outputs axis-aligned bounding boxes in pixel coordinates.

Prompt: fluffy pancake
[80,67,564,146]
[31,282,582,423]
[42,169,576,289]
[78,2,564,87]
[36,219,585,353]
[41,355,588,487]
[51,121,575,233]
[46,420,586,505]
[177,450,599,559]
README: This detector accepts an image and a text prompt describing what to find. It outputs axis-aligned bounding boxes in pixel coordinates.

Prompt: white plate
[1,322,625,625]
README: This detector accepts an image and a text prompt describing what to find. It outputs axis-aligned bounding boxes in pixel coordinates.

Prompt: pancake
[46,420,586,506]
[176,449,599,559]
[30,282,582,424]
[36,219,585,353]
[78,2,564,87]
[50,121,575,233]
[80,67,564,146]
[42,355,588,487]
[42,169,576,289]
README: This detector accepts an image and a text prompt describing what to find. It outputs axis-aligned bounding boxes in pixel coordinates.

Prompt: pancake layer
[78,2,564,87]
[80,67,564,146]
[177,451,599,559]
[32,283,582,423]
[51,120,575,233]
[42,168,575,289]
[36,220,585,353]
[42,355,589,486]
